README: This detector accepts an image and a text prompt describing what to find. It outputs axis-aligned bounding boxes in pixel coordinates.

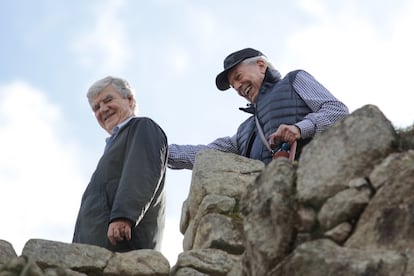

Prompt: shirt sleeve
[168,134,239,170]
[293,70,349,139]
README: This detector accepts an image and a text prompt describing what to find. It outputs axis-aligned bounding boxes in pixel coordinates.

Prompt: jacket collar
[239,68,281,115]
[263,67,282,84]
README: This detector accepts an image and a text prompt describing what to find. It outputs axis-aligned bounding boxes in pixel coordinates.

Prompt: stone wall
[172,104,414,275]
[1,104,414,275]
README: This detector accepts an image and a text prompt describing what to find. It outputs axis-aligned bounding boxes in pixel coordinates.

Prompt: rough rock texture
[296,104,397,207]
[271,239,408,276]
[1,239,170,275]
[0,240,17,265]
[240,159,297,275]
[2,104,414,275]
[171,104,413,275]
[346,150,414,251]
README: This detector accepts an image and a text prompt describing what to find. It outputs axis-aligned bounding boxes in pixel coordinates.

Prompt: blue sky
[1,0,413,264]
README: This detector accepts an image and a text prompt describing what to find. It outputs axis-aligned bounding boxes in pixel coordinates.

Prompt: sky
[1,0,413,265]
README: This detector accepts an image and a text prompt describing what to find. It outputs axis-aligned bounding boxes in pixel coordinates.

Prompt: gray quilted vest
[237,68,312,164]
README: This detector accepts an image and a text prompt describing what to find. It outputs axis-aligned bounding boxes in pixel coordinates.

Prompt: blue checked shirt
[168,70,349,170]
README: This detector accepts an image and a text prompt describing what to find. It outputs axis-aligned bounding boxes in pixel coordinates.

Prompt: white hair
[86,76,137,112]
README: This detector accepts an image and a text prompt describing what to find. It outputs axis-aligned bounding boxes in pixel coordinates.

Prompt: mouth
[245,86,251,96]
[240,85,251,98]
[243,85,252,100]
[103,112,115,122]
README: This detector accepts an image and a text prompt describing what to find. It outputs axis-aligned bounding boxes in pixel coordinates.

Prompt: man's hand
[268,124,301,146]
[107,219,132,245]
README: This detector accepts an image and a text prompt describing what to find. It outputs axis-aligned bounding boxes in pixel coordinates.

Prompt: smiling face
[227,59,267,103]
[91,85,134,134]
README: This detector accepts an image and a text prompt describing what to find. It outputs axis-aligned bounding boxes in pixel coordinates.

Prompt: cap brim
[215,70,231,91]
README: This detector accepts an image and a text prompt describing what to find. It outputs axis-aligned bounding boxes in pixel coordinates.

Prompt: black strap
[254,115,275,155]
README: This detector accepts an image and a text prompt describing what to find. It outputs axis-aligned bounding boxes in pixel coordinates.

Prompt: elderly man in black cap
[168,48,349,169]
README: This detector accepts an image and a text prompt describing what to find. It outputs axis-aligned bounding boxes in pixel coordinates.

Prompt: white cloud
[70,0,131,74]
[299,0,325,16]
[163,46,191,76]
[0,81,85,254]
[283,0,414,127]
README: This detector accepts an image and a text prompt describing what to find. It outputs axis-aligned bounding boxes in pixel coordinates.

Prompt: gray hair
[241,55,282,79]
[87,76,137,112]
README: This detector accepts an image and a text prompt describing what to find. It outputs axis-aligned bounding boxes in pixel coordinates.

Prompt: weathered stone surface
[406,251,414,276]
[346,150,414,251]
[241,158,297,275]
[22,239,112,274]
[0,256,44,276]
[297,104,397,207]
[173,267,209,276]
[182,220,195,251]
[171,248,240,275]
[297,205,316,233]
[193,213,244,254]
[44,267,87,275]
[271,239,407,276]
[0,255,87,275]
[181,150,264,233]
[104,249,170,276]
[183,194,238,251]
[323,222,352,244]
[318,187,371,230]
[369,150,414,190]
[0,239,17,265]
[347,177,370,189]
[19,239,170,275]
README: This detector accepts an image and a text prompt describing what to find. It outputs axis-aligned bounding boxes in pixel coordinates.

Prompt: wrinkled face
[227,59,267,103]
[91,85,134,134]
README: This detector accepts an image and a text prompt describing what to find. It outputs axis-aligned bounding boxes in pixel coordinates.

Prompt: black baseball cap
[215,48,263,91]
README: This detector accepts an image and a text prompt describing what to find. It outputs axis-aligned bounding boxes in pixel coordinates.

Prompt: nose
[95,102,109,116]
[102,100,112,111]
[230,81,242,94]
[231,80,241,90]
[235,84,246,97]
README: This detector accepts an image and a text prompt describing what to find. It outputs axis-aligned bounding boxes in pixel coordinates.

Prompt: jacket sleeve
[109,117,168,225]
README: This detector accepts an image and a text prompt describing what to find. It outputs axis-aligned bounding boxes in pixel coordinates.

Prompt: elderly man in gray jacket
[73,76,168,251]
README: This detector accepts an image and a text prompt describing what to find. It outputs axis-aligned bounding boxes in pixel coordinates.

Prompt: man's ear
[127,95,135,108]
[257,59,267,73]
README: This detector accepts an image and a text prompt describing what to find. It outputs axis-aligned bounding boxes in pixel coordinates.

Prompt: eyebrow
[102,94,114,102]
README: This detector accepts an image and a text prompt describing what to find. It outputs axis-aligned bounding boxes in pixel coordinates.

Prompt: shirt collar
[115,115,135,131]
[107,115,135,138]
